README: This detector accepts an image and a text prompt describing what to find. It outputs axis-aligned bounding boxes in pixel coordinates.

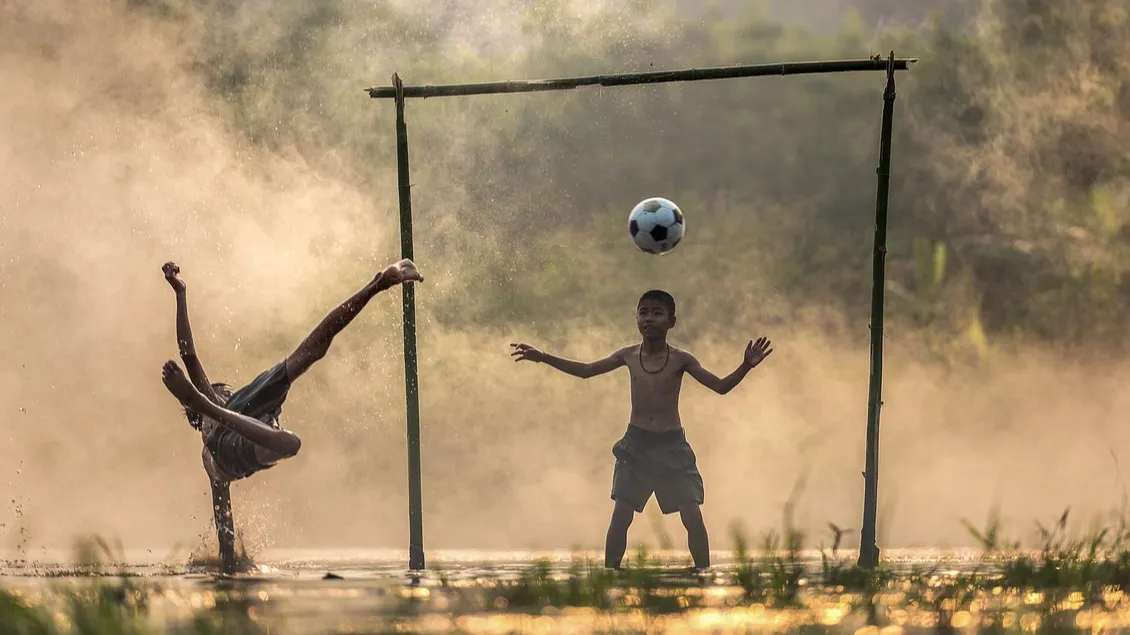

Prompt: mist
[2,0,1129,563]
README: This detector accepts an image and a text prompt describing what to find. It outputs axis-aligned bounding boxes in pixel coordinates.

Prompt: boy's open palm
[744,336,773,368]
[510,343,545,363]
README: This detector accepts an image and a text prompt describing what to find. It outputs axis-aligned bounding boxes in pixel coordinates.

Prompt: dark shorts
[205,360,293,481]
[611,425,705,515]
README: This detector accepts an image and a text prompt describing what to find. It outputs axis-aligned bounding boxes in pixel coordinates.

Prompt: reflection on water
[2,548,1127,633]
[0,547,988,578]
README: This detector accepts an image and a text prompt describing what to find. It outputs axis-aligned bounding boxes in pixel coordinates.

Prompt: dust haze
[1,0,1128,563]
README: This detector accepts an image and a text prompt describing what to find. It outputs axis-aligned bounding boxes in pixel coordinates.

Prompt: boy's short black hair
[185,382,233,431]
[638,289,676,316]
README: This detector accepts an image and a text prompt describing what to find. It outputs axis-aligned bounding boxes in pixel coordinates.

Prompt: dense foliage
[124,0,1130,359]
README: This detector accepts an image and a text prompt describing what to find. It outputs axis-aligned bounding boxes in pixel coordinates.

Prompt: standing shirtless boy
[509,289,772,570]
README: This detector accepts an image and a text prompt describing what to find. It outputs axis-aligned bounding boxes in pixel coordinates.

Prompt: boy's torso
[620,343,689,433]
[200,417,279,482]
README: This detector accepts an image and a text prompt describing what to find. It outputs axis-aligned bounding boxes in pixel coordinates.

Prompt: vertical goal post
[365,53,916,571]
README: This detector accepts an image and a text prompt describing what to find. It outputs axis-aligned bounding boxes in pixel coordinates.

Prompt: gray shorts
[205,360,292,481]
[611,425,705,514]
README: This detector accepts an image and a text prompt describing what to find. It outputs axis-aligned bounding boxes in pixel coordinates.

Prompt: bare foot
[378,258,424,287]
[161,360,210,412]
[162,262,186,293]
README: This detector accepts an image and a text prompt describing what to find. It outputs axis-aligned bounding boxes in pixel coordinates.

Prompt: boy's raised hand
[744,336,773,368]
[510,342,545,363]
[162,261,186,293]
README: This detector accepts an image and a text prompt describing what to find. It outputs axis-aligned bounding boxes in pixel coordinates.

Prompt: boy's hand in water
[163,261,186,293]
[510,343,546,363]
[743,336,773,369]
[379,259,424,287]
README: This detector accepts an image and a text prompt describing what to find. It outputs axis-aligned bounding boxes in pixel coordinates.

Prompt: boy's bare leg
[162,361,301,457]
[209,479,237,575]
[284,259,423,381]
[679,505,710,570]
[604,501,636,569]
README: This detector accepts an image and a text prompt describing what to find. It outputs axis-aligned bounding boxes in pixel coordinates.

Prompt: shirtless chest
[621,345,688,432]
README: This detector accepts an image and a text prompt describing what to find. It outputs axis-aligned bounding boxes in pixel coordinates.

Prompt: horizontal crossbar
[365,57,917,99]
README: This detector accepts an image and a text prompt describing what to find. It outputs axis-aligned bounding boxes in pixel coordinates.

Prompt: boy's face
[636,299,675,339]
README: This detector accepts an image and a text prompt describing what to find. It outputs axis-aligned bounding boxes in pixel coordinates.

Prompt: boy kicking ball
[159,258,423,572]
[510,289,772,571]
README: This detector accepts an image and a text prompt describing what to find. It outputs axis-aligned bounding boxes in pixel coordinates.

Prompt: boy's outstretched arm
[163,262,220,404]
[510,343,628,379]
[685,337,773,395]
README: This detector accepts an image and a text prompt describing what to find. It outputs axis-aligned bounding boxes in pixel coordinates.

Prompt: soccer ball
[628,197,685,255]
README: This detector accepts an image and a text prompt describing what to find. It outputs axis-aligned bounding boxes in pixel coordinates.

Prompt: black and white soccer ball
[628,197,685,255]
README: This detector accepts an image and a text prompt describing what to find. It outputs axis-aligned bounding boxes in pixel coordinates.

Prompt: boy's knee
[277,433,302,459]
[284,434,302,458]
[611,501,636,526]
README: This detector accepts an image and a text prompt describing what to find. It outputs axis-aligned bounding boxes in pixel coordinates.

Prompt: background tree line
[130,0,1129,361]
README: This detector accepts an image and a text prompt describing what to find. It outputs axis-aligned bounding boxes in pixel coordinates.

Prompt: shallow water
[0,548,1050,634]
[0,546,988,575]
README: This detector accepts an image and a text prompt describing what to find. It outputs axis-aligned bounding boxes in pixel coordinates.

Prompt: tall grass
[0,537,270,635]
[423,508,1130,630]
[0,581,270,635]
[8,510,1130,633]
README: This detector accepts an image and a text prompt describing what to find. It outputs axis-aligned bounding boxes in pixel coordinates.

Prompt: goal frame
[365,52,915,571]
